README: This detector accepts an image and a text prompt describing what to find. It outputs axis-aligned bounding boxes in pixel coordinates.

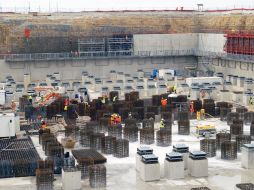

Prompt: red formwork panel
[224,32,254,55]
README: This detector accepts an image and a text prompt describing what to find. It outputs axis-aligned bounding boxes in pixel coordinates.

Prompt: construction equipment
[196,125,216,137]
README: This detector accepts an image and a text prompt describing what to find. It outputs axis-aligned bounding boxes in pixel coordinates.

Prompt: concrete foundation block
[136,154,142,172]
[139,162,160,182]
[62,168,81,190]
[241,147,254,169]
[164,160,184,179]
[188,158,208,178]
[182,152,189,170]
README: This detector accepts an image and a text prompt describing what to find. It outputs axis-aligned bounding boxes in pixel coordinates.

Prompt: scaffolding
[224,32,254,55]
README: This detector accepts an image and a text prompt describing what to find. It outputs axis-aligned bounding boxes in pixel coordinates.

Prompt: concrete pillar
[188,158,208,177]
[62,168,81,190]
[139,162,160,182]
[241,144,254,169]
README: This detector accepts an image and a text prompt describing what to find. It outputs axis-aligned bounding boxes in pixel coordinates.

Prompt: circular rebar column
[99,117,109,133]
[101,136,116,155]
[87,121,100,133]
[140,128,154,145]
[142,118,154,129]
[220,107,231,121]
[161,112,172,121]
[227,112,239,125]
[178,120,190,135]
[244,112,254,124]
[236,107,248,120]
[221,141,237,160]
[80,130,93,147]
[216,133,231,150]
[156,128,172,147]
[113,139,129,158]
[89,164,107,188]
[90,133,105,151]
[235,135,251,152]
[123,127,138,142]
[108,124,122,139]
[230,124,243,136]
[200,139,216,157]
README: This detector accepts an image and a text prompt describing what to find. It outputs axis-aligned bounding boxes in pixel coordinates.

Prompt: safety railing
[4,49,254,62]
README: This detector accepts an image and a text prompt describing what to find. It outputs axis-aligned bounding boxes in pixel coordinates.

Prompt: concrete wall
[198,57,254,78]
[198,33,226,53]
[134,33,226,53]
[133,34,198,53]
[0,56,197,82]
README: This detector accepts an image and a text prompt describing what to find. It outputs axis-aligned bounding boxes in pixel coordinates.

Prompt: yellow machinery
[196,125,216,136]
[197,109,205,120]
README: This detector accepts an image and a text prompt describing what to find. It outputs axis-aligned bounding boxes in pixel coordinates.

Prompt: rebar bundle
[145,112,155,119]
[230,124,243,136]
[156,128,172,147]
[220,107,232,121]
[146,106,159,115]
[161,112,172,121]
[236,183,254,190]
[87,121,100,133]
[140,128,154,145]
[221,141,237,160]
[90,133,105,151]
[124,127,138,142]
[36,160,54,190]
[132,107,145,120]
[251,121,254,139]
[178,111,189,121]
[89,164,107,188]
[133,99,144,107]
[113,139,129,158]
[36,169,54,190]
[101,136,116,154]
[80,130,94,147]
[200,139,216,157]
[227,112,240,125]
[178,120,190,135]
[72,149,107,179]
[119,107,131,121]
[216,133,231,150]
[236,107,248,120]
[244,112,254,124]
[152,94,162,106]
[142,118,154,129]
[113,102,124,113]
[235,135,252,152]
[99,117,110,132]
[203,99,215,116]
[108,124,122,139]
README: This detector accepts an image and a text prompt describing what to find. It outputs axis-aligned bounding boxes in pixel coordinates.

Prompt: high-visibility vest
[28,96,32,100]
[41,124,47,129]
[64,105,68,111]
[160,121,165,128]
[161,99,167,106]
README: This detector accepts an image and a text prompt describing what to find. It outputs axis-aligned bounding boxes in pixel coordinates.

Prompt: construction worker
[113,96,118,102]
[40,120,47,129]
[11,100,16,112]
[249,97,254,105]
[173,85,177,93]
[190,101,195,114]
[28,95,33,104]
[161,98,167,107]
[80,96,84,103]
[101,96,106,104]
[160,119,165,129]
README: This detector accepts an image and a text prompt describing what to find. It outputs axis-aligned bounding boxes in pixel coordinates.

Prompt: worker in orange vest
[11,100,16,112]
[161,98,167,107]
[190,101,195,114]
[40,121,47,129]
